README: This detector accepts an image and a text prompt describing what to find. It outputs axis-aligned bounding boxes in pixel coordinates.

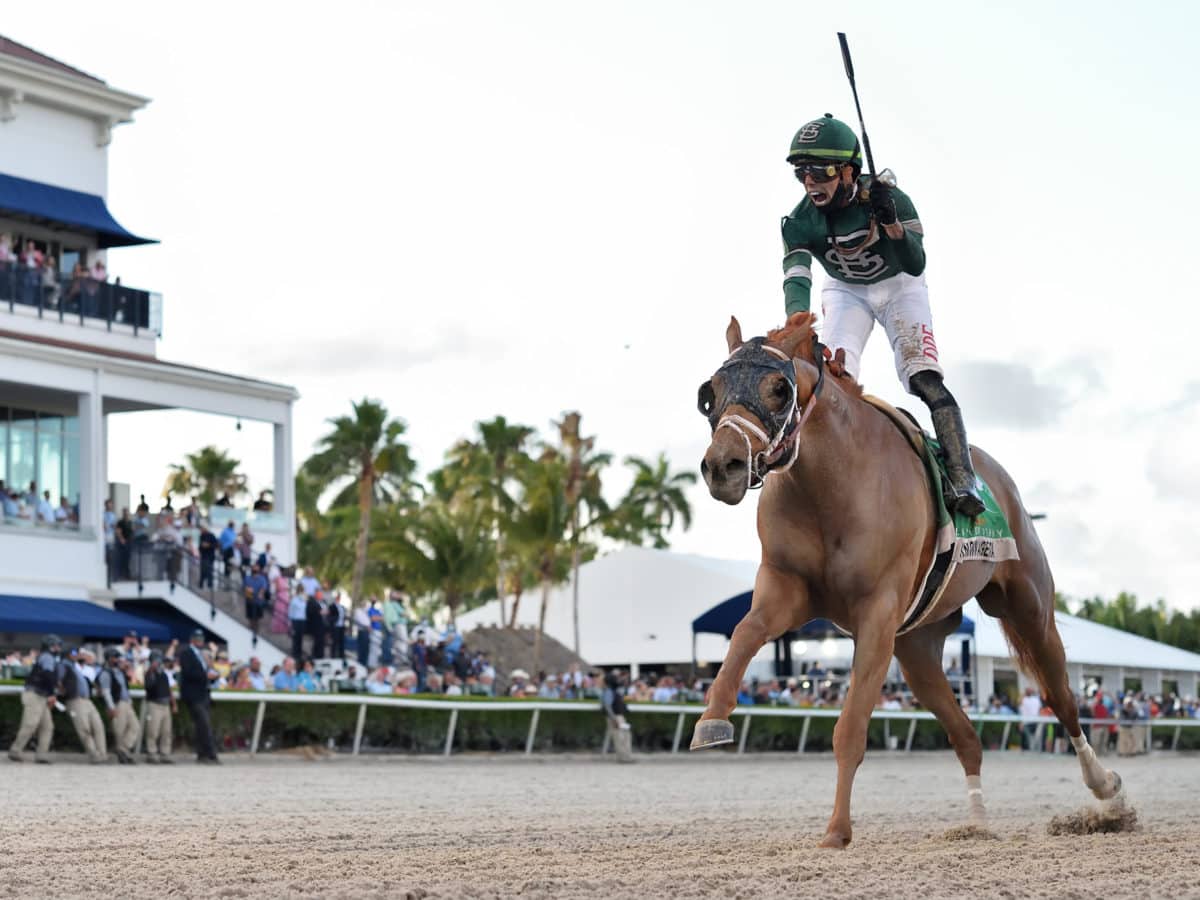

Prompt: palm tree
[302,399,420,606]
[616,453,697,548]
[378,495,495,623]
[164,446,246,510]
[556,412,611,655]
[508,451,574,672]
[443,416,535,625]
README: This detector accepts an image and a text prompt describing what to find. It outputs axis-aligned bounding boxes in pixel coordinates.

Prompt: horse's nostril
[726,458,746,474]
[700,459,710,477]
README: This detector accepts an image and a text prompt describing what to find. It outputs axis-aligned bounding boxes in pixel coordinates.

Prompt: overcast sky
[6,1,1198,611]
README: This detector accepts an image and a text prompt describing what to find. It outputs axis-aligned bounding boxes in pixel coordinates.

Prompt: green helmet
[786,114,862,167]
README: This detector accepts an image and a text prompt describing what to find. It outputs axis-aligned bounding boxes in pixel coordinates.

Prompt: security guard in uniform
[96,647,140,764]
[60,646,109,763]
[142,650,176,763]
[8,633,62,763]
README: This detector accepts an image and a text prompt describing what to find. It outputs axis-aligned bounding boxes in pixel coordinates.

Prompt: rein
[710,334,826,492]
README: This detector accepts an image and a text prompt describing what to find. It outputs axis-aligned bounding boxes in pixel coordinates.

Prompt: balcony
[1,265,161,338]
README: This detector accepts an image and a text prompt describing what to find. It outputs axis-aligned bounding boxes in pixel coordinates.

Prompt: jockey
[780,113,985,517]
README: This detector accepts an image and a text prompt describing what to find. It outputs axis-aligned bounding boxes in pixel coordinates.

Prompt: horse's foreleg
[820,614,897,849]
[690,565,807,751]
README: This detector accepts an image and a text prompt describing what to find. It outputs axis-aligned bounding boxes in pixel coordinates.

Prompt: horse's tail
[999,613,1052,694]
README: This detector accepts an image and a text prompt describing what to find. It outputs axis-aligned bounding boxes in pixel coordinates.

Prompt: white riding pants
[819,271,943,393]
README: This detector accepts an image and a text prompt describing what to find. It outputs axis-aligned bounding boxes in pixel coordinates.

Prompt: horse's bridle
[697,335,826,491]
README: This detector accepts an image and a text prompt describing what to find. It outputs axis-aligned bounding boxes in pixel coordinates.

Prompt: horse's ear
[725,316,744,354]
[773,311,818,360]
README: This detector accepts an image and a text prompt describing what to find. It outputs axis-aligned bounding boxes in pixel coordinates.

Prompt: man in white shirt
[35,490,55,524]
[1019,687,1044,752]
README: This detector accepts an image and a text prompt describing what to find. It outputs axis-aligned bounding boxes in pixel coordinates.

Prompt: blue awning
[692,591,975,639]
[0,595,171,641]
[0,171,156,248]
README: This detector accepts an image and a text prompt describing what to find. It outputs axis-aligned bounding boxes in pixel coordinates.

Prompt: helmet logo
[796,122,823,143]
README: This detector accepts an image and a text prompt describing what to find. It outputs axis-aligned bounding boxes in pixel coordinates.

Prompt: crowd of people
[0,479,79,528]
[0,235,148,325]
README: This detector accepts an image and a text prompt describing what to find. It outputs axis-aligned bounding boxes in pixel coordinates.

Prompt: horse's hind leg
[894,621,988,827]
[983,576,1122,801]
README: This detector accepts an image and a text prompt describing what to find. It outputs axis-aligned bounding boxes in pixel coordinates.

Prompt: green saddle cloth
[920,435,1018,561]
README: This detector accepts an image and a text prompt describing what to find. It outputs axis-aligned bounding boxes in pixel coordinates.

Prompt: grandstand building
[0,36,294,664]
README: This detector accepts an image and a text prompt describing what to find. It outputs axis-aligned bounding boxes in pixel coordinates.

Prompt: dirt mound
[1047,797,1139,835]
[463,624,591,690]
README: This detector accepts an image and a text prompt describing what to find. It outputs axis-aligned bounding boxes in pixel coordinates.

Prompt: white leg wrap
[1072,732,1120,798]
[965,774,987,824]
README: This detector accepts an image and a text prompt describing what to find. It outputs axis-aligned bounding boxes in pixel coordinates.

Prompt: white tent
[459,548,1200,698]
[457,546,757,668]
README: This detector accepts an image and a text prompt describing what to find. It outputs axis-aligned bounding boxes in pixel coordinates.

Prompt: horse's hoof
[689,718,735,751]
[817,830,850,849]
[1092,770,1122,801]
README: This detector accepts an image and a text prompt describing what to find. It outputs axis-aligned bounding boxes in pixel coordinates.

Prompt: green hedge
[6,692,1199,754]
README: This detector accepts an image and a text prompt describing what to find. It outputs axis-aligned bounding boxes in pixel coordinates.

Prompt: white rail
[4,685,1196,757]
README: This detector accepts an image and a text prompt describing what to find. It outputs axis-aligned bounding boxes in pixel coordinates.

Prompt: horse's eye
[773,379,790,400]
[697,381,716,417]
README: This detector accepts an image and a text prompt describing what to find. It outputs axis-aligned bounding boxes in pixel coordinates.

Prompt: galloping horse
[690,312,1121,849]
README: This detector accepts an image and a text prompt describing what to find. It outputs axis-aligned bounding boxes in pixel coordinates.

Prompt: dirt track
[2,750,1197,899]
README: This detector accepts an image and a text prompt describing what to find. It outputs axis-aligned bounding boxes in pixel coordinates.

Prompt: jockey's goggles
[793,162,841,183]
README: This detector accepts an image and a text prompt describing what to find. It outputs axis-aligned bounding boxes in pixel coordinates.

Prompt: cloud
[1146,420,1200,502]
[1024,480,1098,507]
[952,361,1069,428]
[255,329,497,378]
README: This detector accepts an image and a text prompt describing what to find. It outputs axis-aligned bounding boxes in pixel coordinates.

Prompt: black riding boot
[909,371,986,519]
[929,405,986,518]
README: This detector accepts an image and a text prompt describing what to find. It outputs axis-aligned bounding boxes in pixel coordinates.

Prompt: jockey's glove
[869,179,898,226]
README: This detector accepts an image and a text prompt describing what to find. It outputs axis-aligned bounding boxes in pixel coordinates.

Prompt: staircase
[112,544,290,664]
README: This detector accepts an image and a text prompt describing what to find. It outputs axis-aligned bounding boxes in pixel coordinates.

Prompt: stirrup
[946,474,985,518]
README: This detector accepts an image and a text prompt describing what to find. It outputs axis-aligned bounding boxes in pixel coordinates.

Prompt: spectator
[40,252,58,308]
[197,523,218,589]
[54,496,74,525]
[214,492,233,507]
[288,587,307,660]
[271,567,291,634]
[367,599,384,668]
[246,657,267,691]
[383,591,408,666]
[36,490,55,524]
[114,508,133,580]
[273,657,300,692]
[297,659,320,693]
[237,522,255,568]
[299,566,321,599]
[366,667,392,695]
[218,520,236,573]
[242,562,268,647]
[306,588,326,659]
[327,596,347,658]
[411,633,429,693]
[253,490,273,511]
[1019,687,1043,752]
[102,498,116,551]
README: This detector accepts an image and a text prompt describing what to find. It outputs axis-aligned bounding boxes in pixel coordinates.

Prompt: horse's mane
[766,312,864,398]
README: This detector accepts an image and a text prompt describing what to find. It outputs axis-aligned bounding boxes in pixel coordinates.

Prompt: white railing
[6,684,1198,758]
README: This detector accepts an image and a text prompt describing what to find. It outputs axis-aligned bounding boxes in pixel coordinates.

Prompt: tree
[610,453,697,549]
[302,399,420,607]
[507,451,574,673]
[442,416,535,625]
[378,493,495,623]
[555,412,611,655]
[164,446,246,510]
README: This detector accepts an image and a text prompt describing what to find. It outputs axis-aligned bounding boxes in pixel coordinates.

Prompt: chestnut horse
[691,313,1121,849]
